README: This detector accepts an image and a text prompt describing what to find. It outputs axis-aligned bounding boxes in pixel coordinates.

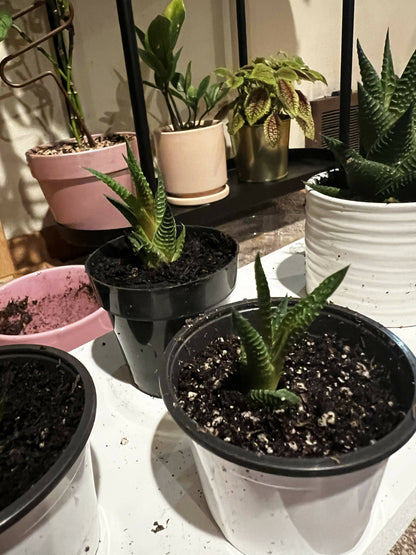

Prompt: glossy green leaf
[0,11,12,42]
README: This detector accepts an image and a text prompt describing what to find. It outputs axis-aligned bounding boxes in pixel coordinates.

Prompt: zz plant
[136,0,228,131]
[215,53,327,147]
[315,32,416,202]
[232,254,348,409]
[86,141,185,269]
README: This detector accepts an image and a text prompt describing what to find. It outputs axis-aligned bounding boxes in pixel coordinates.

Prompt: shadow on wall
[245,0,298,60]
[0,0,65,237]
[99,69,134,133]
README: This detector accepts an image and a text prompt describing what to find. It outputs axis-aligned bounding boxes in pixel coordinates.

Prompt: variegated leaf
[263,112,281,146]
[295,90,314,139]
[276,79,299,117]
[357,39,383,103]
[244,87,271,126]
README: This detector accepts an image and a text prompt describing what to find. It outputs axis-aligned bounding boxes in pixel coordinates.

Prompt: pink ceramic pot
[0,265,113,351]
[26,133,138,230]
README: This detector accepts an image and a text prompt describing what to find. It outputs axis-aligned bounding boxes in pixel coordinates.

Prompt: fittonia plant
[314,31,416,202]
[86,141,185,269]
[232,254,348,409]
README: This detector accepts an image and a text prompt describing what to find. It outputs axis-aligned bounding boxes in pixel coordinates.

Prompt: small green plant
[136,0,228,131]
[232,254,348,409]
[86,141,185,269]
[0,1,94,146]
[315,31,416,202]
[215,53,327,147]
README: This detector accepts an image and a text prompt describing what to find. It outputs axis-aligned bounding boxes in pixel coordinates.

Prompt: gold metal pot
[234,119,291,182]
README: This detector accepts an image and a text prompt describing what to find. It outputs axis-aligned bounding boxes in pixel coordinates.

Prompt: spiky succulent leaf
[86,168,139,215]
[263,111,281,146]
[388,46,416,118]
[254,253,272,348]
[124,140,155,217]
[367,104,416,165]
[357,82,395,154]
[271,266,349,371]
[244,87,271,125]
[232,309,275,391]
[271,296,289,332]
[248,388,300,409]
[104,196,140,228]
[357,39,383,103]
[171,224,186,262]
[87,142,185,268]
[380,31,397,107]
[152,205,178,261]
[307,184,343,198]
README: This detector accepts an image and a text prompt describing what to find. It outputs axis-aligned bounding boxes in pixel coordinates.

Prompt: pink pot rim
[0,265,112,347]
[25,132,136,159]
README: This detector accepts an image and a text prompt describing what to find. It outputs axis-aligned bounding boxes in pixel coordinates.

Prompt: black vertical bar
[116,0,156,190]
[339,0,355,146]
[236,0,248,66]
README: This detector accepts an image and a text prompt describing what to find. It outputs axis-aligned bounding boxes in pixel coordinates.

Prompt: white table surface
[72,239,416,555]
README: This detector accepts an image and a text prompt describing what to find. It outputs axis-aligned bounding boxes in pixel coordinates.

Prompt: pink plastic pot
[0,266,113,351]
[26,133,138,230]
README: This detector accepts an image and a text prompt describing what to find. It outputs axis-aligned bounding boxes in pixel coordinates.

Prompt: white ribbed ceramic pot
[305,172,416,327]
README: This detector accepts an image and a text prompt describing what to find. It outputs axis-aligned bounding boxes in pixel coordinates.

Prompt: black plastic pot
[161,298,416,477]
[0,344,98,552]
[85,226,238,397]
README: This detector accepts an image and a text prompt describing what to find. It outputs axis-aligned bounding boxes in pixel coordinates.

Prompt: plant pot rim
[0,344,96,532]
[0,265,111,345]
[306,170,416,209]
[85,226,239,294]
[25,131,136,159]
[159,120,223,135]
[160,298,416,478]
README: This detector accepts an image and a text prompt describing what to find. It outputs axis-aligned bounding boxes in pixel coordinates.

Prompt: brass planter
[234,119,291,182]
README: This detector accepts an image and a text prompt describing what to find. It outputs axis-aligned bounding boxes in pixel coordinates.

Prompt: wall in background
[1,0,416,238]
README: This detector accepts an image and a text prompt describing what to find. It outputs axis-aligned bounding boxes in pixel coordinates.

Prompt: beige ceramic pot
[234,118,291,182]
[154,120,229,206]
[26,133,138,230]
[305,172,416,327]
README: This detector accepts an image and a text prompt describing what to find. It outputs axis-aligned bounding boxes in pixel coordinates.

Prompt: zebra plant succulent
[317,31,416,202]
[86,141,185,269]
[232,254,348,409]
[215,53,327,147]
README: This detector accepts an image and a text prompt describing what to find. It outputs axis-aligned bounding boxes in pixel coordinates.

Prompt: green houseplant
[215,53,327,182]
[135,0,230,205]
[0,1,137,241]
[85,141,238,396]
[160,254,416,554]
[305,31,416,326]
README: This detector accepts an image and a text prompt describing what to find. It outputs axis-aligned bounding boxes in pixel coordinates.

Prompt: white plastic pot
[305,171,416,327]
[191,442,386,555]
[0,346,99,555]
[160,300,416,555]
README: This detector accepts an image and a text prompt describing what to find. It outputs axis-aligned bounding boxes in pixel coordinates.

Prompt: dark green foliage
[136,0,228,130]
[232,254,348,410]
[317,32,416,202]
[86,140,185,269]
